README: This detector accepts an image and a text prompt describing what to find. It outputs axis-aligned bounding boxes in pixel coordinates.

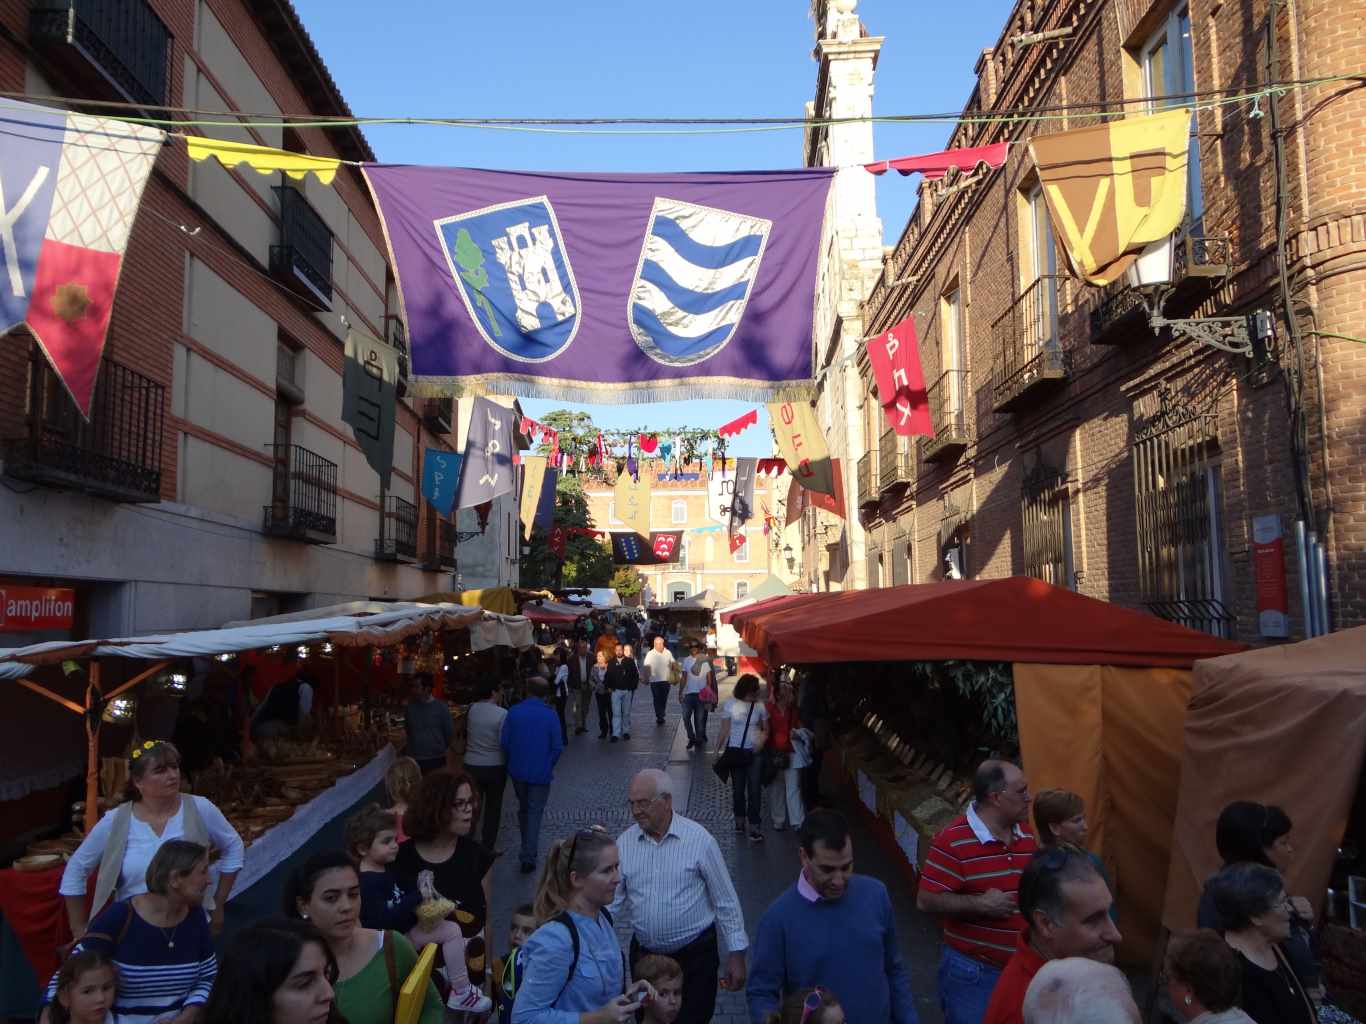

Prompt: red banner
[717,409,758,438]
[0,586,75,631]
[652,533,678,561]
[866,315,931,437]
[548,525,567,561]
[1252,515,1289,638]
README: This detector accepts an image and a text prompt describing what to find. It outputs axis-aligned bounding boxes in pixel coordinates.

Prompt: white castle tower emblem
[491,222,576,332]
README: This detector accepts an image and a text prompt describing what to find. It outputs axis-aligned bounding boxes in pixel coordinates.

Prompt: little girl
[49,950,118,1024]
[384,756,421,843]
[768,987,845,1024]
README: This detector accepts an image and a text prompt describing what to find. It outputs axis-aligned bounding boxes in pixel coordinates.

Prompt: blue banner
[422,449,462,516]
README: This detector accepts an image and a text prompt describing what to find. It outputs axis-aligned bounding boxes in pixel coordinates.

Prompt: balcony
[421,397,453,435]
[920,370,972,464]
[437,519,457,569]
[32,0,170,109]
[262,444,337,544]
[270,185,333,307]
[1090,279,1148,344]
[878,427,913,494]
[4,347,164,502]
[375,495,418,562]
[1090,230,1233,344]
[991,276,1070,413]
[856,452,879,513]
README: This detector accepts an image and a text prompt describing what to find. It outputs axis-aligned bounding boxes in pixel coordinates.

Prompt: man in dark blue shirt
[499,676,564,874]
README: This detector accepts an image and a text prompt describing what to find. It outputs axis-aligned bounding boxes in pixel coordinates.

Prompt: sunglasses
[799,988,828,1024]
[567,824,609,867]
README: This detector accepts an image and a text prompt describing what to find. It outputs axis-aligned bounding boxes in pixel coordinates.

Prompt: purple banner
[361,166,834,403]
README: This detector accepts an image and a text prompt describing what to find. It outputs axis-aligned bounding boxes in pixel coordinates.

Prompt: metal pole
[1306,531,1323,637]
[1294,520,1313,638]
[1314,539,1330,636]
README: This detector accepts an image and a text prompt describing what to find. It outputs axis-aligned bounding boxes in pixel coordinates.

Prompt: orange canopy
[732,578,1244,668]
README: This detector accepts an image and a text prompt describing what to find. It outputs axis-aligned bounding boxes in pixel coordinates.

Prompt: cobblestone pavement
[483,684,944,1023]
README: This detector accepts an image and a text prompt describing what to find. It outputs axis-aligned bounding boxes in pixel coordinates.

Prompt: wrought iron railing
[32,0,170,108]
[263,444,337,542]
[375,494,418,561]
[921,369,971,462]
[4,346,164,501]
[856,451,878,509]
[1090,279,1147,343]
[991,276,1069,412]
[437,519,457,568]
[271,185,333,304]
[878,427,912,492]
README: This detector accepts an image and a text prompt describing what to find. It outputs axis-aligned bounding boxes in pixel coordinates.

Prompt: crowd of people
[39,649,1347,1024]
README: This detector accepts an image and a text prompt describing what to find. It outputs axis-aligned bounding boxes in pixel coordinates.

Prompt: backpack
[549,908,624,1007]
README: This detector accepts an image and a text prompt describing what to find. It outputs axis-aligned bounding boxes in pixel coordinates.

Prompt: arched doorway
[667,580,693,602]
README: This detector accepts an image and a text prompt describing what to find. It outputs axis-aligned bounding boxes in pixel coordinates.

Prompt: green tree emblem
[453,228,502,337]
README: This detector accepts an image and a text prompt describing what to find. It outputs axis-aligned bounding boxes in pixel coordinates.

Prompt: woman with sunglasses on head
[1208,863,1314,1024]
[202,918,343,1024]
[766,987,845,1024]
[512,828,655,1024]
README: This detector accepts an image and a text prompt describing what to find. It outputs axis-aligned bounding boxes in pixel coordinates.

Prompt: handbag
[713,702,756,782]
[698,684,718,705]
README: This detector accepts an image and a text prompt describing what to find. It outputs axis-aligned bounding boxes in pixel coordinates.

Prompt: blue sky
[294,0,1003,454]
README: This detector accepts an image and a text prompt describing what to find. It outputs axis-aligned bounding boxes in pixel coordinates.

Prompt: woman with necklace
[45,840,217,1024]
[61,740,243,938]
[511,828,655,1024]
[285,852,442,1024]
[1209,863,1315,1024]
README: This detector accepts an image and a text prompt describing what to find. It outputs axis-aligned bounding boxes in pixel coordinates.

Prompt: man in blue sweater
[747,809,919,1024]
[500,676,564,875]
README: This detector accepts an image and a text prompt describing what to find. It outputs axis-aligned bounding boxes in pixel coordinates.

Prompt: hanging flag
[534,468,558,531]
[360,165,833,403]
[421,448,463,516]
[548,525,567,561]
[518,455,549,540]
[866,315,932,437]
[455,396,516,509]
[755,458,786,477]
[0,102,164,417]
[717,409,758,438]
[186,136,340,185]
[707,468,734,526]
[729,531,748,554]
[612,531,683,564]
[1029,109,1191,285]
[342,329,402,488]
[659,440,673,460]
[729,457,757,543]
[865,141,1009,180]
[626,437,638,481]
[785,459,847,522]
[596,432,607,465]
[613,465,651,539]
[651,532,681,562]
[768,399,836,495]
[544,426,560,464]
[639,433,658,454]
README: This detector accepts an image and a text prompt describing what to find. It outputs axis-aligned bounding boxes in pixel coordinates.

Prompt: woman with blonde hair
[512,828,654,1024]
[383,756,421,844]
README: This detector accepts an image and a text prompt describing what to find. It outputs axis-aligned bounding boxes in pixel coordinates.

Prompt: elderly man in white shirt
[612,768,748,1024]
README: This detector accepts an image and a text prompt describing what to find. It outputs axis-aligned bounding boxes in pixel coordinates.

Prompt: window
[735,581,749,600]
[704,536,716,562]
[733,532,750,563]
[671,499,687,524]
[1134,396,1231,636]
[941,289,967,419]
[1022,467,1074,589]
[1025,185,1059,352]
[1141,6,1203,225]
[608,501,622,524]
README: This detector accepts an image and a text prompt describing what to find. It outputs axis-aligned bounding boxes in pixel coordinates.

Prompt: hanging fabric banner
[1029,109,1191,285]
[717,409,758,438]
[639,433,659,455]
[865,141,1009,179]
[421,449,463,516]
[768,399,835,495]
[729,457,757,542]
[866,315,932,437]
[360,165,833,403]
[612,531,683,564]
[0,102,164,417]
[613,466,652,539]
[186,136,340,185]
[786,459,847,521]
[651,532,682,562]
[548,524,567,561]
[342,329,402,489]
[707,468,734,527]
[518,455,549,540]
[455,396,517,509]
[534,468,558,531]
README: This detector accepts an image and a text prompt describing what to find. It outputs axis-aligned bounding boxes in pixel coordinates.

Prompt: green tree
[610,565,643,600]
[520,473,614,590]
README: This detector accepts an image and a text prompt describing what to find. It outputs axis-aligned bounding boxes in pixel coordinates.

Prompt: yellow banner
[613,469,652,539]
[518,456,548,541]
[1029,109,1191,285]
[186,135,342,186]
[768,400,835,496]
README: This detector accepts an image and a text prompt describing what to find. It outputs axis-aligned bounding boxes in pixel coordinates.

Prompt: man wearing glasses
[611,769,747,1024]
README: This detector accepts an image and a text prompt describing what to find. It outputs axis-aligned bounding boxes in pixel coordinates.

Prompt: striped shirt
[920,804,1036,968]
[609,813,748,953]
[47,900,216,1024]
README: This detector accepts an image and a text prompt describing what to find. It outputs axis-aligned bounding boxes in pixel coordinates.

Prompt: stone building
[582,466,780,605]
[851,0,1366,642]
[0,0,515,647]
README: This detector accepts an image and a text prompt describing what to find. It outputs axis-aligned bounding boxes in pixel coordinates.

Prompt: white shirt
[642,648,675,684]
[60,795,245,901]
[721,698,767,749]
[610,812,747,953]
[682,656,712,696]
[297,681,314,717]
[464,700,508,766]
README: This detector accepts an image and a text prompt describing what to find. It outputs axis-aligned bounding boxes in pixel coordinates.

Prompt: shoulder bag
[712,702,756,782]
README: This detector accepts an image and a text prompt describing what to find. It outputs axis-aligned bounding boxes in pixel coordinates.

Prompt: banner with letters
[361,165,834,403]
[866,315,931,438]
[421,448,462,516]
[342,329,401,488]
[455,396,517,509]
[768,400,834,495]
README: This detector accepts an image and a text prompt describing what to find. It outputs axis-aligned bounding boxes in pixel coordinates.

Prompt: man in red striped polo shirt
[918,759,1036,1024]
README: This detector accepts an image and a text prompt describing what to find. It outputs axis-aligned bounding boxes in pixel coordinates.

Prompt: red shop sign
[0,586,76,631]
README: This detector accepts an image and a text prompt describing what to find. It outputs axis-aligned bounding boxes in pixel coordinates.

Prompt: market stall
[727,578,1245,962]
[1161,625,1366,1016]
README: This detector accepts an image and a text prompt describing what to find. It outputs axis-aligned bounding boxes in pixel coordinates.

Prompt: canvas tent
[1161,625,1366,933]
[726,578,1245,960]
[715,576,792,656]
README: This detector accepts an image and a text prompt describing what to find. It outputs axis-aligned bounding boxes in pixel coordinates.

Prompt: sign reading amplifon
[0,586,75,631]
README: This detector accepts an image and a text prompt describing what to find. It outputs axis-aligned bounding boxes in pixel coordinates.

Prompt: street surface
[483,678,945,1023]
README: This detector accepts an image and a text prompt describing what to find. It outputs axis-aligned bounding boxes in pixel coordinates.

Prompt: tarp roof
[523,600,590,625]
[1162,625,1366,931]
[729,578,1246,668]
[661,588,723,611]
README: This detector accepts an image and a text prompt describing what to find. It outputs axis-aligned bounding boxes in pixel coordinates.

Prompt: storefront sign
[0,586,75,631]
[1252,514,1289,638]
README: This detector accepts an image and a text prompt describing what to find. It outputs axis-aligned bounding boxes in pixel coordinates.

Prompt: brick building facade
[0,0,516,646]
[835,0,1365,644]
